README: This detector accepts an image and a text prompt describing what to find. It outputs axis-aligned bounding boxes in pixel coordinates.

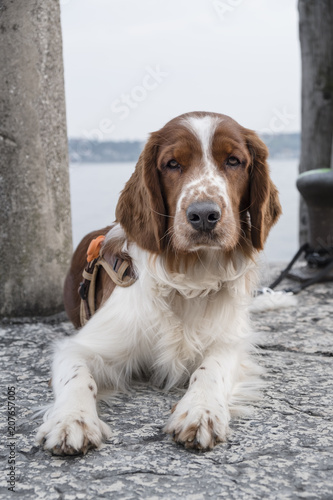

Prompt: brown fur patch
[75,419,86,428]
[242,127,282,249]
[171,403,178,414]
[178,423,199,442]
[207,418,214,431]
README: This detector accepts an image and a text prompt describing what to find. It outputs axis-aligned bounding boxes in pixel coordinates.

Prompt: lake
[69,158,299,262]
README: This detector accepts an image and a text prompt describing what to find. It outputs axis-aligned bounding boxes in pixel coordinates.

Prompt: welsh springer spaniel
[36,112,281,454]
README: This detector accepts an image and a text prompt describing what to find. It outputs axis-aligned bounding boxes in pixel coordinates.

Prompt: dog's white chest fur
[96,244,256,389]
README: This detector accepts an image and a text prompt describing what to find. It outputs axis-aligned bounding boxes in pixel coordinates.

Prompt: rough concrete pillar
[298,0,333,244]
[0,0,72,317]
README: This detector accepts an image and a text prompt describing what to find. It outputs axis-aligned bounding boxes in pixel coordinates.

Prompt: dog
[36,111,281,455]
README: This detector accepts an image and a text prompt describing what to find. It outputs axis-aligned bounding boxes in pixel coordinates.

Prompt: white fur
[174,115,235,253]
[180,115,229,204]
[250,288,297,313]
[182,115,222,162]
[36,229,263,454]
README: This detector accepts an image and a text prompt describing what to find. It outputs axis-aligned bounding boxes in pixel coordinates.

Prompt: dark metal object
[267,243,333,295]
[297,169,333,250]
[281,168,333,286]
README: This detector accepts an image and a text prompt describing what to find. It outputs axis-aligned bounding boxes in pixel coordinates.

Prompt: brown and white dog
[36,111,281,455]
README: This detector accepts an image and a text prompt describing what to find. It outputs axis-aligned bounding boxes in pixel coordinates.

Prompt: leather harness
[78,236,137,326]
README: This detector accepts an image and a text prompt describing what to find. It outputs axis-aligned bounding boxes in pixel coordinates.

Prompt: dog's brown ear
[115,134,166,253]
[244,129,282,250]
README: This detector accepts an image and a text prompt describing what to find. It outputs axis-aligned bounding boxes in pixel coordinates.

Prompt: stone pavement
[0,266,332,499]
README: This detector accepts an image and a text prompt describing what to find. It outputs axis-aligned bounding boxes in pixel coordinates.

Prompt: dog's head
[116,112,281,255]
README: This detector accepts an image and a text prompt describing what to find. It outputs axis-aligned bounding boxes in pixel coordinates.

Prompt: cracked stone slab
[256,263,333,356]
[0,272,332,499]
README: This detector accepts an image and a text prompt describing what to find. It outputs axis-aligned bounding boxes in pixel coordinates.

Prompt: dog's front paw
[164,397,230,451]
[36,409,111,455]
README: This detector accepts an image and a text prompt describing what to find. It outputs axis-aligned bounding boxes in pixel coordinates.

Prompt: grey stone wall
[0,0,72,317]
[298,0,333,244]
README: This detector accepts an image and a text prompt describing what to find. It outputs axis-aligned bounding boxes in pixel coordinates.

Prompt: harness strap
[79,237,137,326]
[79,259,98,327]
[98,257,136,287]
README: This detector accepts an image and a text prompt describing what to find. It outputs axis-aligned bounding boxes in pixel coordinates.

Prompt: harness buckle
[78,281,87,300]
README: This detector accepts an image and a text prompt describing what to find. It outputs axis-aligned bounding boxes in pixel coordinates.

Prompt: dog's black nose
[186,201,221,232]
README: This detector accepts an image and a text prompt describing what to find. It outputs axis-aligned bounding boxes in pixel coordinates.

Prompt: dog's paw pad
[164,403,229,451]
[36,412,111,456]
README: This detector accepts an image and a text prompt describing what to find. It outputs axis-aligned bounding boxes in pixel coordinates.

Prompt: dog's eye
[227,156,241,167]
[166,159,181,170]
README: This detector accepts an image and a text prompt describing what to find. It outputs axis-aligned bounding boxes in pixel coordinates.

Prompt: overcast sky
[60,0,300,142]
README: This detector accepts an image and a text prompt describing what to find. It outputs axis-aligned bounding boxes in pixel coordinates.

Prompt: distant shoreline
[68,133,300,163]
